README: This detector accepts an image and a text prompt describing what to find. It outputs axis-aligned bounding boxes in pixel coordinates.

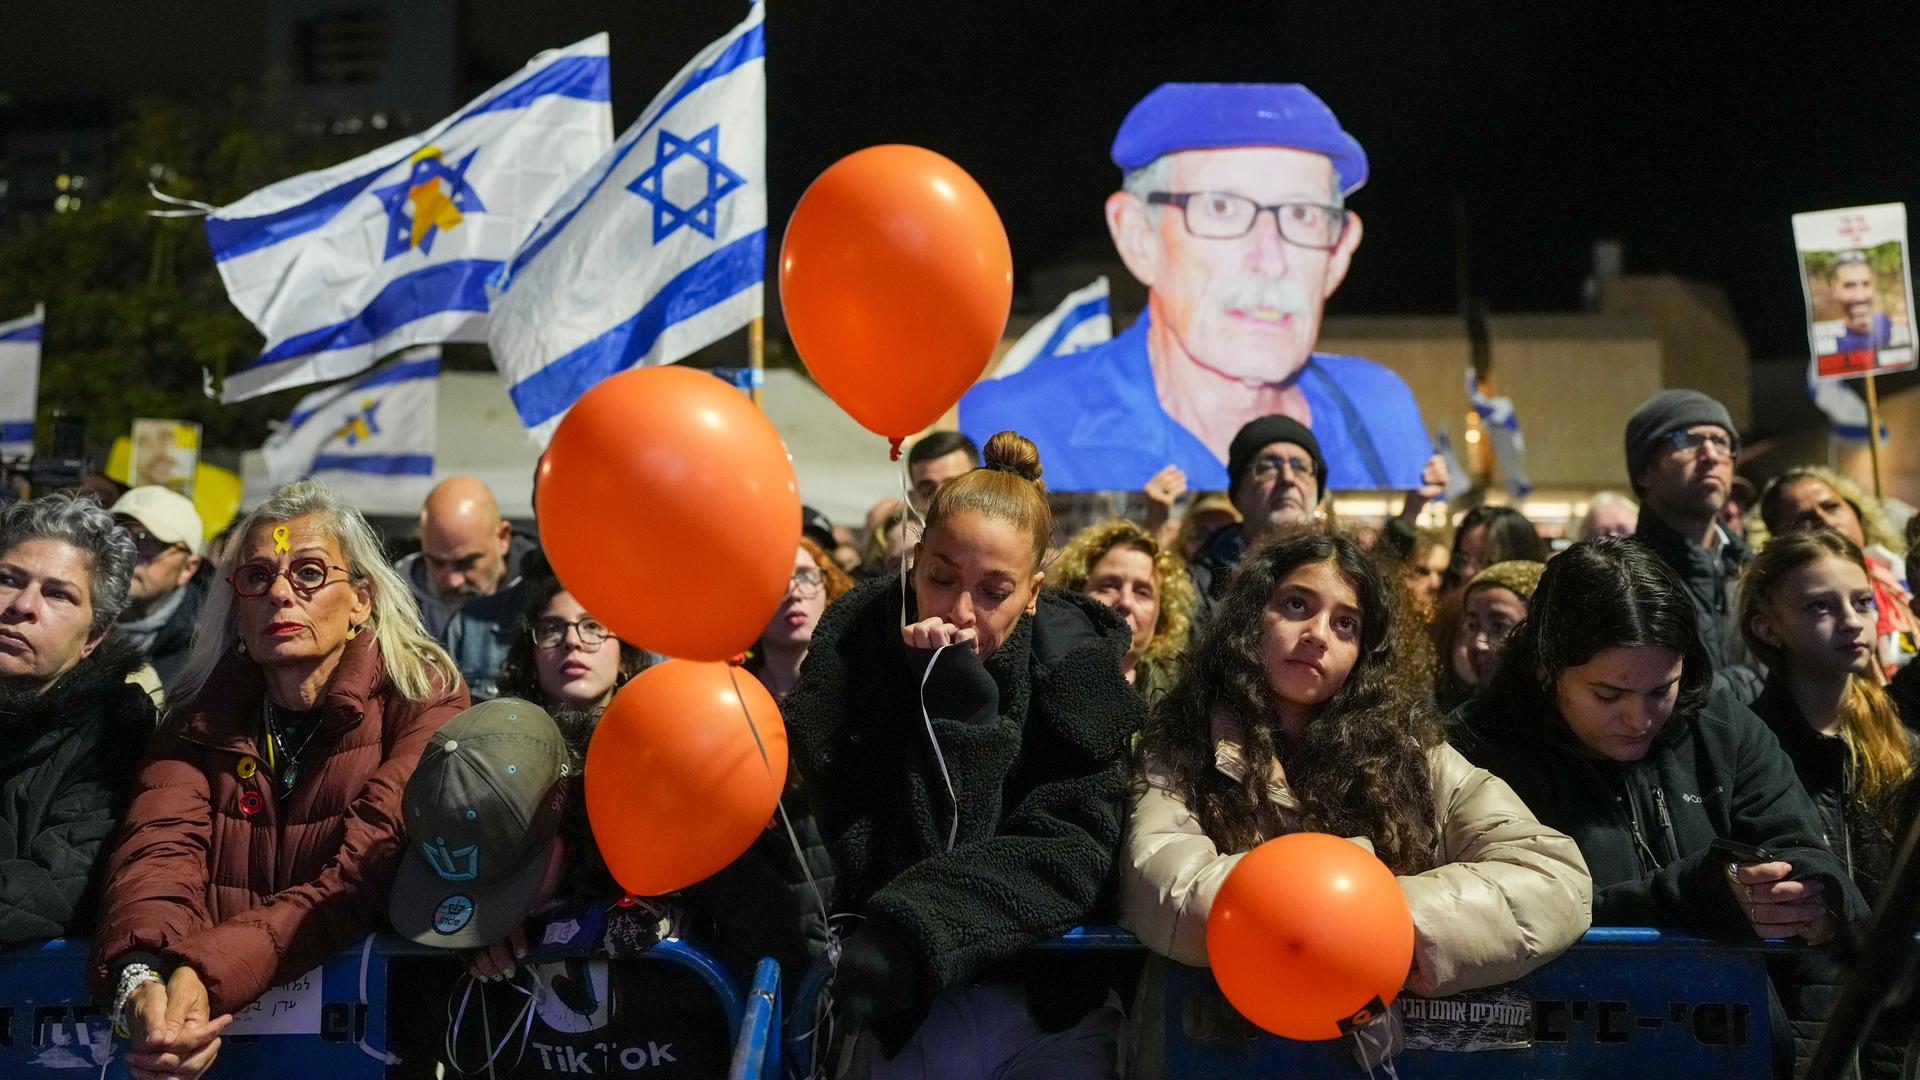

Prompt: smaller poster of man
[1792,203,1917,380]
[129,419,202,497]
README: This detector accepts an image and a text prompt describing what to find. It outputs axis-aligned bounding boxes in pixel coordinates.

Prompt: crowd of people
[0,381,1915,1079]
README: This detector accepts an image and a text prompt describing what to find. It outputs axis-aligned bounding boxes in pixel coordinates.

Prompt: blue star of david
[372,148,487,260]
[626,125,746,243]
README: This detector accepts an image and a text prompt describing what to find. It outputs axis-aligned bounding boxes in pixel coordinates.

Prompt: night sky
[7,2,1920,358]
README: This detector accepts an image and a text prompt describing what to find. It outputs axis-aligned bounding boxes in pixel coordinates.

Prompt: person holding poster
[959,83,1432,492]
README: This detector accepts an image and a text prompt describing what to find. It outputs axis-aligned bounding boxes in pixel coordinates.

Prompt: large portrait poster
[1792,203,1916,380]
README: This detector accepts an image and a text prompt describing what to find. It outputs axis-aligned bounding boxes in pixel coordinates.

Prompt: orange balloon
[1206,832,1414,1040]
[538,365,800,661]
[585,660,789,896]
[780,145,1013,443]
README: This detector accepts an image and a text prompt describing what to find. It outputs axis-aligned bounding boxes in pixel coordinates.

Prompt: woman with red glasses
[88,479,467,1080]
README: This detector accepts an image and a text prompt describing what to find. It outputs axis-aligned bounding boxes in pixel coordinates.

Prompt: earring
[346,624,362,640]
[235,638,249,658]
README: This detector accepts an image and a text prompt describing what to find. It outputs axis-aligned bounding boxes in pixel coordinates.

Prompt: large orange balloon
[1206,832,1415,1040]
[538,365,800,661]
[780,145,1013,444]
[585,661,789,896]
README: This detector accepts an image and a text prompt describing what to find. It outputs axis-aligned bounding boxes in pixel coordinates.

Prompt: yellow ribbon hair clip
[272,525,290,554]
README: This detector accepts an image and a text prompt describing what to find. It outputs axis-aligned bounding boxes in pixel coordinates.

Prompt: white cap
[111,486,204,557]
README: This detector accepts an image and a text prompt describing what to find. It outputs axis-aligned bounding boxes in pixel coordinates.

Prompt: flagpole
[748,316,765,408]
[1864,371,1885,499]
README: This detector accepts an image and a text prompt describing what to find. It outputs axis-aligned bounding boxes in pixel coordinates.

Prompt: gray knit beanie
[1624,389,1736,484]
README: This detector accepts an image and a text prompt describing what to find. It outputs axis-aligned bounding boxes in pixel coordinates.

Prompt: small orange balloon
[780,145,1013,443]
[1206,832,1415,1040]
[538,365,800,661]
[585,661,789,896]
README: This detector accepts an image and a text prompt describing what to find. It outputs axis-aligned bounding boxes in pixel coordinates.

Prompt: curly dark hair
[1137,530,1442,875]
[497,576,651,708]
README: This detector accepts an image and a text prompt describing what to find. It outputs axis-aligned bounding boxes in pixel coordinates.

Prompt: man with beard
[397,476,539,638]
[960,82,1432,492]
[1828,251,1894,354]
[1626,390,1762,697]
[0,491,152,946]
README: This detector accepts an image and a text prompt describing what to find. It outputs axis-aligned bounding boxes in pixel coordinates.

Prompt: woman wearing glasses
[496,578,650,712]
[89,480,467,1080]
[745,538,853,703]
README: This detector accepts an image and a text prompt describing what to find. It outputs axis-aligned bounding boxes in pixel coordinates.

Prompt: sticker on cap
[433,895,475,935]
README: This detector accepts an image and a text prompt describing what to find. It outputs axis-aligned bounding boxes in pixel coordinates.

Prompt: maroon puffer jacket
[89,634,467,1013]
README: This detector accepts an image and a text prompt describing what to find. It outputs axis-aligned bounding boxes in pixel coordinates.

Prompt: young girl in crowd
[1742,530,1918,1077]
[495,577,650,712]
[1050,518,1197,702]
[784,431,1141,1078]
[1123,531,1590,1070]
[1455,536,1869,1078]
[745,537,854,702]
[1458,560,1545,695]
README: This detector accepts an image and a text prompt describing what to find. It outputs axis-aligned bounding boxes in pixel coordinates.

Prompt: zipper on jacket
[1650,786,1680,863]
[1620,779,1661,874]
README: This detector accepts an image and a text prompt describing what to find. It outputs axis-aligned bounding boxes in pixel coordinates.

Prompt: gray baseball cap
[390,698,570,949]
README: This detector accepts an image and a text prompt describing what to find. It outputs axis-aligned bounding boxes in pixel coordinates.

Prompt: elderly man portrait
[961,82,1431,492]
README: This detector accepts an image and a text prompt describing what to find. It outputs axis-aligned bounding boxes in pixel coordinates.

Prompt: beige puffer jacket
[1120,716,1592,999]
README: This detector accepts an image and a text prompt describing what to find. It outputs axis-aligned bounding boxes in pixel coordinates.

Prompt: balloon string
[723,665,831,938]
[725,664,775,777]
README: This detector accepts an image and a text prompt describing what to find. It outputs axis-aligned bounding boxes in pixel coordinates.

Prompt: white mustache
[1219,278,1311,319]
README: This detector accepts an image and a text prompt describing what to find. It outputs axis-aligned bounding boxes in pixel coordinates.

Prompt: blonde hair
[1050,518,1196,671]
[923,431,1052,570]
[1741,529,1913,819]
[169,479,458,707]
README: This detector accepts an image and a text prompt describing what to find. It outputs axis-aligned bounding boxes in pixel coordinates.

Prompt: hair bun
[982,431,1044,490]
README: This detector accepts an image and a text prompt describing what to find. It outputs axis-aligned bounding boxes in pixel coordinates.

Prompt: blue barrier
[0,935,750,1078]
[785,926,1787,1078]
[729,956,782,1080]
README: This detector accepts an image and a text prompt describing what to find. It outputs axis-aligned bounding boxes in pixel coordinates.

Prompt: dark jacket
[397,531,541,640]
[0,634,153,946]
[442,550,547,701]
[1634,511,1763,700]
[783,577,1141,1046]
[1749,676,1919,905]
[1185,521,1251,625]
[1748,676,1918,1077]
[1452,686,1865,937]
[89,634,468,1012]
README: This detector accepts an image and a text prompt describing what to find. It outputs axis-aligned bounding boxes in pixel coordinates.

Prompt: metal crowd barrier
[0,935,752,1078]
[783,925,1786,1079]
[0,926,1791,1078]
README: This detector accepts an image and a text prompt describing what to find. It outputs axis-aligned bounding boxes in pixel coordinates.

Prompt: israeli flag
[0,306,43,458]
[260,348,440,497]
[489,3,765,443]
[1808,359,1887,443]
[991,277,1112,380]
[207,36,613,403]
[1467,369,1534,499]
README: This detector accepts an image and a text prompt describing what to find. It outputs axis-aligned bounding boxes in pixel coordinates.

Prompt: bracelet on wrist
[110,963,163,1039]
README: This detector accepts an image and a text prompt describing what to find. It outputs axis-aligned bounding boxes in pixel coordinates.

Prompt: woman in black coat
[1453,536,1867,1079]
[783,431,1141,1077]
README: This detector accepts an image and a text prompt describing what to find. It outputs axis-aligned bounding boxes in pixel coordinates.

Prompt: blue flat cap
[1111,83,1368,195]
